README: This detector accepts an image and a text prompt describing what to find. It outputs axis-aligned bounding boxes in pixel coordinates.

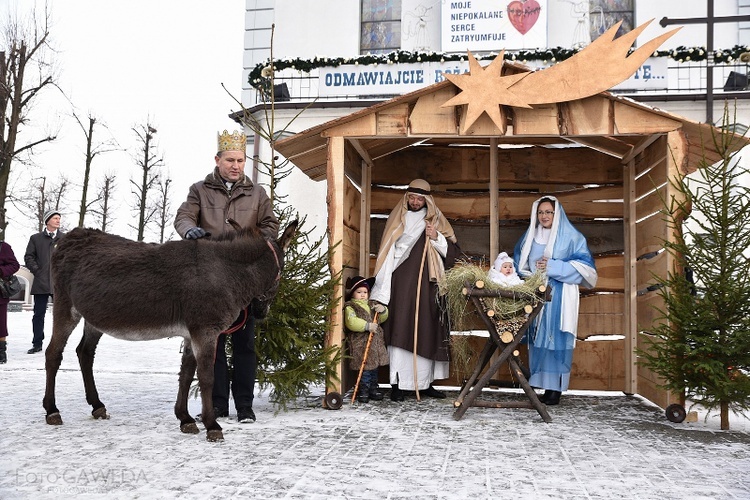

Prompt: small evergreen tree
[638,106,750,430]
[238,23,341,409]
[255,205,341,408]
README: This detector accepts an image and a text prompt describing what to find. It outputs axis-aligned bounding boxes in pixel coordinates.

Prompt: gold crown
[217,130,246,152]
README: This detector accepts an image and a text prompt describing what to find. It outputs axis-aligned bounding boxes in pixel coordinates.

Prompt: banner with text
[441,0,548,52]
[318,57,668,97]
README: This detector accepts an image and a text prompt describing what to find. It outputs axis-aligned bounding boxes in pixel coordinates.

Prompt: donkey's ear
[279,219,298,252]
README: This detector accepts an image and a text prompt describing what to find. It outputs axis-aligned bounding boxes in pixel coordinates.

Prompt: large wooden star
[441,21,682,134]
[441,50,529,133]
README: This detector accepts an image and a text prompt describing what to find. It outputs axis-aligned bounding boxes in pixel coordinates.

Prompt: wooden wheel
[665,403,686,423]
[324,391,343,410]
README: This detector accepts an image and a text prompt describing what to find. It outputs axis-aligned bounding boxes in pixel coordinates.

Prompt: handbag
[0,275,21,299]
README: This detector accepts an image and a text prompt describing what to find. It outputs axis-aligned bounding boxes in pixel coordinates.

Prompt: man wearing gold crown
[174,130,279,423]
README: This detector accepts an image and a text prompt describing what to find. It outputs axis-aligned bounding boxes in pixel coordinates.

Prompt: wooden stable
[275,57,748,410]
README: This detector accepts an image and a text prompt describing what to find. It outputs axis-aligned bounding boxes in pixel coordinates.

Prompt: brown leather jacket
[174,167,279,240]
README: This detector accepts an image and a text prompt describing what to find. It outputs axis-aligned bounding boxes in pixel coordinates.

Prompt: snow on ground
[1,309,749,499]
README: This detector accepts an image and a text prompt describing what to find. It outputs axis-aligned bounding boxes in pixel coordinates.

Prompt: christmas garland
[248,45,750,90]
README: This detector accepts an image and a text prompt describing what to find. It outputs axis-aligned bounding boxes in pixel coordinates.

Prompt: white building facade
[241,0,750,237]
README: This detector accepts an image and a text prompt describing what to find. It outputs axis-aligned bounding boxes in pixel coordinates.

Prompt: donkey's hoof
[206,429,224,442]
[92,407,109,420]
[180,422,200,434]
[46,412,63,425]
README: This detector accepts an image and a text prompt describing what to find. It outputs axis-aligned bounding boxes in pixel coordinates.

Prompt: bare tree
[0,5,58,231]
[89,171,116,232]
[72,112,120,227]
[129,121,163,241]
[30,176,47,229]
[28,175,69,231]
[154,175,174,243]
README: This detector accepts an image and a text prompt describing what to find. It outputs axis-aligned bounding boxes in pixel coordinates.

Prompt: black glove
[185,227,209,240]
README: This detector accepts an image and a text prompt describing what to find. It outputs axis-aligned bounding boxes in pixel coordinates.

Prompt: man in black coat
[24,210,64,354]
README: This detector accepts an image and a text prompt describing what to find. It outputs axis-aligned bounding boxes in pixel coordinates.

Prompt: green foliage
[248,45,750,91]
[223,24,341,410]
[209,24,341,411]
[255,205,341,410]
[638,105,750,421]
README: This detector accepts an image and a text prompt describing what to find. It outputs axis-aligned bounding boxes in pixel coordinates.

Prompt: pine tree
[638,106,750,430]
[255,205,341,409]
[238,23,341,409]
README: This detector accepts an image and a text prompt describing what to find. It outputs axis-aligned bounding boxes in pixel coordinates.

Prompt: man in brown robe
[370,179,461,401]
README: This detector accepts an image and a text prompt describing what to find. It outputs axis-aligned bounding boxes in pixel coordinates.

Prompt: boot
[0,340,6,364]
[368,384,384,401]
[356,383,370,403]
[422,385,446,399]
[390,384,404,402]
[544,390,562,406]
[539,390,552,403]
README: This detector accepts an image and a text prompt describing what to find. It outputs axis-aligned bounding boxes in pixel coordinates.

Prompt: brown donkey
[42,221,297,441]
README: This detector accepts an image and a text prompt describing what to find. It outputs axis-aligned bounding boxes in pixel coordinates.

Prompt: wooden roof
[276,68,749,182]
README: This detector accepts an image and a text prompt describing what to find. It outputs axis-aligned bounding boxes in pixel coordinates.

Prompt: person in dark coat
[0,239,21,363]
[174,130,279,424]
[24,210,64,354]
[370,179,461,402]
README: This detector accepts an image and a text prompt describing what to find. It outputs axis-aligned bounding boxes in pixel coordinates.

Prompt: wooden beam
[621,133,663,164]
[512,103,558,135]
[634,135,668,176]
[564,136,632,158]
[613,101,682,134]
[623,158,638,395]
[371,186,625,220]
[489,138,498,262]
[377,103,410,136]
[349,138,373,167]
[372,145,623,185]
[322,114,377,138]
[409,86,457,135]
[560,97,611,135]
[636,250,668,291]
[360,161,372,273]
[635,211,667,258]
[326,136,346,398]
[636,185,667,221]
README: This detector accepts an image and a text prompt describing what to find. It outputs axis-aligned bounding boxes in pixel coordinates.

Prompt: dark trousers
[213,315,257,412]
[0,303,8,338]
[32,294,52,347]
[361,369,378,390]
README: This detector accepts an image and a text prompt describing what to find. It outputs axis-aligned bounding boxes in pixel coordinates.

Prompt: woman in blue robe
[514,196,597,405]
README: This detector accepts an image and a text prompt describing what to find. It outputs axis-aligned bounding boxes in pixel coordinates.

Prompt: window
[361,0,402,54]
[589,0,634,41]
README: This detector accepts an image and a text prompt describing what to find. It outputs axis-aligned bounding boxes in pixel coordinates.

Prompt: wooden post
[359,160,372,273]
[326,136,346,398]
[623,158,638,395]
[489,137,499,262]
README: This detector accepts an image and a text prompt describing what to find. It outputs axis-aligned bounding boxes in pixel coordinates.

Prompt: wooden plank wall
[367,144,628,391]
[634,132,686,409]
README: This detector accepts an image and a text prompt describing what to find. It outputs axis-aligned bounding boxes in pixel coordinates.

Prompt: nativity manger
[274,20,750,412]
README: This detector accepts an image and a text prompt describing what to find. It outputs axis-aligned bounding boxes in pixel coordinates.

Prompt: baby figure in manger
[487,252,523,287]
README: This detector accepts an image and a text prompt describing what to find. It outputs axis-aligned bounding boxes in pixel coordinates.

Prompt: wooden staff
[351,312,379,404]
[412,236,430,402]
